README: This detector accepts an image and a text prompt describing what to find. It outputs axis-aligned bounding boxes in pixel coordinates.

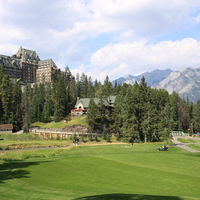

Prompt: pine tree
[88,76,94,98]
[138,76,150,142]
[75,73,81,98]
[120,86,140,142]
[86,98,97,129]
[32,84,39,122]
[0,74,11,123]
[0,66,4,122]
[192,100,200,133]
[42,84,52,122]
[22,84,32,132]
[53,74,66,122]
[102,75,112,98]
[10,80,22,131]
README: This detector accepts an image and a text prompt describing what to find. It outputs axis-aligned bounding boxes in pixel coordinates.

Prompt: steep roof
[0,54,21,69]
[74,96,116,108]
[38,59,57,69]
[15,46,40,63]
[0,124,13,130]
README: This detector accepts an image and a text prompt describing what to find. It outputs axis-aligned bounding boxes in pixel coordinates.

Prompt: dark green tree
[87,98,97,129]
[0,74,11,123]
[22,84,32,132]
[10,80,22,131]
[42,84,53,122]
[53,74,66,122]
[102,75,112,98]
[120,85,140,142]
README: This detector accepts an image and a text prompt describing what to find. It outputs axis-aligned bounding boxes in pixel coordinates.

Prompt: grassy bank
[0,132,120,150]
[177,138,200,143]
[31,116,88,129]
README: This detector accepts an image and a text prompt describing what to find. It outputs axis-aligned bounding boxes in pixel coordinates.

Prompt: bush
[95,135,99,142]
[89,133,94,141]
[106,134,111,143]
[1,133,40,141]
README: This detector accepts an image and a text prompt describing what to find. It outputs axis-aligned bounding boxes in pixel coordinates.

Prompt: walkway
[172,136,200,153]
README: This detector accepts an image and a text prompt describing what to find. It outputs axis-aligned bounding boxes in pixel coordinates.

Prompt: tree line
[87,77,200,142]
[0,65,200,141]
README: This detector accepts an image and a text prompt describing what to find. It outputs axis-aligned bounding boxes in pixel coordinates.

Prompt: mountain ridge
[112,69,172,86]
[112,67,200,103]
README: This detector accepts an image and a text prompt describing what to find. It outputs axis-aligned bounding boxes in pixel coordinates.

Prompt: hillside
[112,67,200,102]
[153,67,200,102]
[112,69,172,86]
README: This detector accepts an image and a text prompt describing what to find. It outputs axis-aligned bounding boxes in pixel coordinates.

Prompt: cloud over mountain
[0,0,200,82]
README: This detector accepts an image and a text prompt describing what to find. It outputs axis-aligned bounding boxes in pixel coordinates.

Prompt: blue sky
[0,0,200,82]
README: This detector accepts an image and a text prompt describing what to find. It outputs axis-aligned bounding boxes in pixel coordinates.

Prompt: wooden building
[0,124,13,133]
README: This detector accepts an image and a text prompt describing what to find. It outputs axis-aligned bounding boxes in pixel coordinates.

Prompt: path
[172,136,200,153]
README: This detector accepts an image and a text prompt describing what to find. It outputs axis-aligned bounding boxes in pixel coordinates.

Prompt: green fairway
[177,138,200,143]
[0,144,200,200]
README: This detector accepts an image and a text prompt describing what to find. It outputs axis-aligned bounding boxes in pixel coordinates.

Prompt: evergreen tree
[138,76,150,142]
[32,84,39,122]
[120,86,140,142]
[22,84,32,132]
[75,73,81,98]
[68,78,76,113]
[86,98,97,129]
[32,83,45,122]
[88,76,94,98]
[102,75,112,98]
[42,84,52,122]
[0,66,4,122]
[10,80,22,131]
[193,100,200,133]
[0,74,11,123]
[53,74,66,122]
[169,92,180,130]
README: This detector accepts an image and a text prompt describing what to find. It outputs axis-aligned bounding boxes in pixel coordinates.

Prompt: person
[163,145,167,150]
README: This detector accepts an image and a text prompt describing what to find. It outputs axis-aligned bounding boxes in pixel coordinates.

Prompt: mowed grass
[177,138,200,143]
[0,144,200,200]
[31,116,88,129]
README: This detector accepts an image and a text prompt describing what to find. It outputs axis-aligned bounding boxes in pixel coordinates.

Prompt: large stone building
[36,59,60,84]
[0,46,73,84]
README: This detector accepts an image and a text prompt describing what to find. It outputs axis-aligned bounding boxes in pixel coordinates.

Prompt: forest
[0,65,200,143]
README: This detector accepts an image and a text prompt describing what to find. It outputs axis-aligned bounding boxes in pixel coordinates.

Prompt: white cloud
[81,38,200,82]
[0,0,200,81]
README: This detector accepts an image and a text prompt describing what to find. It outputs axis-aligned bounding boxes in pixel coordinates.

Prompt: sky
[0,0,200,82]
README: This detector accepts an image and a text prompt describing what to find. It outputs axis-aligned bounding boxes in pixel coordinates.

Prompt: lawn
[177,138,200,143]
[0,143,200,200]
[31,116,88,129]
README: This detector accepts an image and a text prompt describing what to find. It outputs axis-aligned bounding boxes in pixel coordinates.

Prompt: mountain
[112,74,138,85]
[112,69,172,86]
[153,67,200,103]
[136,69,173,86]
[112,67,200,103]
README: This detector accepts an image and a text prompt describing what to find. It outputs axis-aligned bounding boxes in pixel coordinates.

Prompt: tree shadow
[73,193,184,200]
[0,160,44,183]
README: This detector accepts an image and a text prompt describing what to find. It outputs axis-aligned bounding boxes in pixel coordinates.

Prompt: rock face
[113,74,138,85]
[112,69,172,86]
[113,67,200,103]
[62,125,90,133]
[152,67,200,103]
[136,69,172,86]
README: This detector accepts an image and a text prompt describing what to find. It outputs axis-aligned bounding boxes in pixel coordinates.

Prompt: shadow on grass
[74,193,183,200]
[0,160,42,183]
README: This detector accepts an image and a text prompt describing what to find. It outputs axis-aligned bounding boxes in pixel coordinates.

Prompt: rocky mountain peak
[112,67,200,103]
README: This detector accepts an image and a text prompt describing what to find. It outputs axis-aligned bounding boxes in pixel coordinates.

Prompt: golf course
[0,138,200,200]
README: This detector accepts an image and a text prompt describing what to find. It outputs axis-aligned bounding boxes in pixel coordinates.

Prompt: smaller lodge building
[71,96,116,117]
[0,124,13,133]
